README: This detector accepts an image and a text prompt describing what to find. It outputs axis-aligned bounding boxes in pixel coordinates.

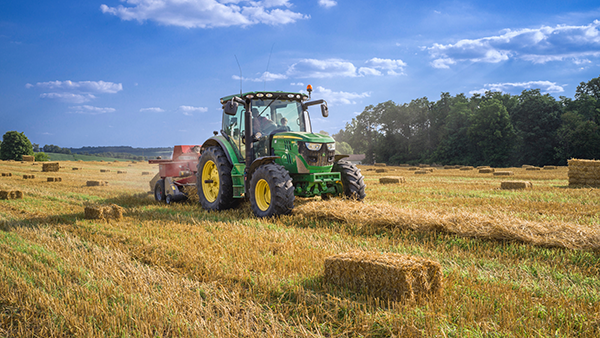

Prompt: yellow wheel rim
[201,160,219,203]
[255,179,271,212]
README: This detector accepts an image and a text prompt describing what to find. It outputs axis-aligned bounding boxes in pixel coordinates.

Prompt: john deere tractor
[196,86,366,217]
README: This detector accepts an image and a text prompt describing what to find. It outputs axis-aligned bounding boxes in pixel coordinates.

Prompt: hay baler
[150,86,366,217]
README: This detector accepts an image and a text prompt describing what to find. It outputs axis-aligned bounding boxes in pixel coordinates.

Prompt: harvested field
[324,251,442,301]
[0,160,599,337]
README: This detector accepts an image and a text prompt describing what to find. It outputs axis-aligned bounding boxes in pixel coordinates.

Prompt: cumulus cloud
[100,0,308,28]
[68,105,116,115]
[318,0,337,8]
[27,80,123,103]
[428,20,600,68]
[469,81,565,95]
[285,58,407,78]
[233,71,288,82]
[311,86,370,105]
[360,58,406,76]
[140,107,165,112]
[179,105,208,116]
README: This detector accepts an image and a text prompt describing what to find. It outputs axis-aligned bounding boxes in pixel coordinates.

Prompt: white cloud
[428,20,600,68]
[140,107,165,112]
[469,81,565,95]
[179,105,208,116]
[27,80,123,103]
[286,58,407,78]
[318,0,337,8]
[69,105,116,115]
[363,58,406,75]
[100,0,308,28]
[233,71,288,82]
[312,86,370,105]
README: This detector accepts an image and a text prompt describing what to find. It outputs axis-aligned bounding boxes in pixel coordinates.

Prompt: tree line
[333,75,600,167]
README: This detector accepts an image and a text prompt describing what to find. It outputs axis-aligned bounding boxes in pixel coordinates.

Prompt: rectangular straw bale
[22,155,35,162]
[379,177,405,184]
[479,168,495,173]
[408,167,418,171]
[42,162,60,172]
[47,177,62,182]
[13,191,24,199]
[100,169,111,173]
[459,166,474,170]
[543,166,557,170]
[324,251,443,301]
[494,171,514,176]
[72,167,80,170]
[23,174,35,179]
[526,167,541,171]
[374,163,387,167]
[501,181,533,189]
[415,170,428,175]
[0,191,10,200]
[117,170,127,174]
[375,168,387,173]
[86,180,108,186]
[443,166,455,169]
[142,171,151,175]
[1,173,12,177]
[84,204,123,220]
[568,158,600,187]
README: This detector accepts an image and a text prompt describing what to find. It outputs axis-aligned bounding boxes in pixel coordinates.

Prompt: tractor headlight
[305,143,322,151]
[327,143,335,151]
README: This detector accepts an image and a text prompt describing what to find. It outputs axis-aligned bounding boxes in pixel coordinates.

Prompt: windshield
[251,99,307,133]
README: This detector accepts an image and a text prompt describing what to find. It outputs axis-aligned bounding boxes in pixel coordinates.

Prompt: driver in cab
[252,108,276,135]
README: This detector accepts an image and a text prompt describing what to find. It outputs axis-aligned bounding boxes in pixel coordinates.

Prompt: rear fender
[202,136,239,165]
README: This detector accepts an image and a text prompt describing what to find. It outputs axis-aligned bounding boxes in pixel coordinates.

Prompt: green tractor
[197,86,366,217]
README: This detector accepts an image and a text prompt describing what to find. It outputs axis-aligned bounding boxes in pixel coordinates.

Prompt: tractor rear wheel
[249,163,294,217]
[154,179,166,202]
[333,160,366,201]
[196,146,237,211]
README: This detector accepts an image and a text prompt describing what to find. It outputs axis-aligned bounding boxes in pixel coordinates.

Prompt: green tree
[432,98,474,165]
[468,99,516,167]
[34,152,50,162]
[335,141,353,155]
[0,131,34,161]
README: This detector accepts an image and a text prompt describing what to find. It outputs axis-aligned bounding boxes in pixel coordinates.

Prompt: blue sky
[2,0,600,148]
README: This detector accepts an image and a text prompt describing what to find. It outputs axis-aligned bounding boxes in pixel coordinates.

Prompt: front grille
[298,142,335,167]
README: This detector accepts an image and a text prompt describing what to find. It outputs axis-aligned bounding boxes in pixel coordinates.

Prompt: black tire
[154,179,166,202]
[333,160,366,201]
[196,146,237,211]
[249,163,294,217]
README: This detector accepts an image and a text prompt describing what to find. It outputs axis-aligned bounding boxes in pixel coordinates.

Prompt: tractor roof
[220,91,309,103]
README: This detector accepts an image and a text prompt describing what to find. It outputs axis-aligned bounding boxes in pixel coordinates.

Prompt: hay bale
[459,166,474,171]
[142,171,151,175]
[23,174,35,179]
[0,190,24,199]
[117,170,127,174]
[479,168,495,174]
[494,171,514,176]
[86,180,108,186]
[501,181,533,189]
[374,163,387,167]
[22,155,35,162]
[72,167,80,170]
[0,191,10,200]
[379,177,406,184]
[543,166,557,170]
[526,167,541,171]
[100,169,111,173]
[1,173,12,177]
[415,170,428,175]
[408,167,418,171]
[42,162,60,172]
[84,204,123,221]
[47,177,62,182]
[13,191,24,199]
[375,168,387,173]
[324,251,442,301]
[568,159,600,187]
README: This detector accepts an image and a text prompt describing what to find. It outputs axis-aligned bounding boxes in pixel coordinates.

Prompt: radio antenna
[264,43,275,91]
[234,54,242,95]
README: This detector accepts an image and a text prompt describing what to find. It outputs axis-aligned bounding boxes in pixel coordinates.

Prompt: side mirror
[224,99,238,116]
[321,104,329,118]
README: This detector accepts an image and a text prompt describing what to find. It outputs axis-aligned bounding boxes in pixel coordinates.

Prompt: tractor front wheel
[249,163,294,217]
[154,179,166,202]
[333,160,366,201]
[196,146,237,211]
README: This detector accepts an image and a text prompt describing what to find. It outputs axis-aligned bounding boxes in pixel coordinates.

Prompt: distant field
[46,153,141,162]
[0,160,599,337]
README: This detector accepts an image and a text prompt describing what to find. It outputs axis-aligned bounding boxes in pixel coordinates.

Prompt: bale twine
[415,170,428,175]
[494,171,514,176]
[84,204,124,221]
[375,168,387,173]
[47,177,62,182]
[459,166,474,171]
[1,173,12,177]
[568,159,600,187]
[324,251,443,301]
[22,155,35,162]
[479,168,495,174]
[501,181,533,189]
[543,166,557,170]
[86,180,108,187]
[42,162,60,172]
[379,177,406,184]
[23,174,35,179]
[526,167,541,171]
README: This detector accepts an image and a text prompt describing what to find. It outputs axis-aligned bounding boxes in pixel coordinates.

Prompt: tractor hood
[272,131,335,144]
